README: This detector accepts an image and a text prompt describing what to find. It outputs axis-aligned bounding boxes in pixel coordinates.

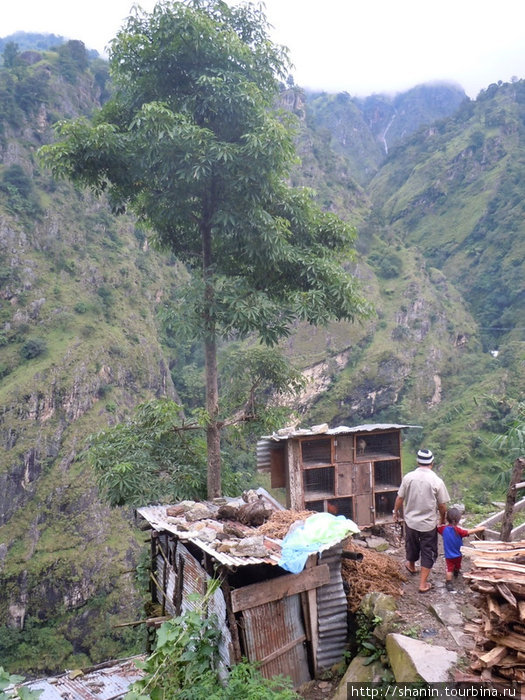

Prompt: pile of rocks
[163,492,278,558]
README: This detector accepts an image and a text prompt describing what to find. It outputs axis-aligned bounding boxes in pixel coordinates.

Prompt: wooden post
[501,457,525,542]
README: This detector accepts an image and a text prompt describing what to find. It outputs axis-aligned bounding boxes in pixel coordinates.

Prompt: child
[438,507,485,591]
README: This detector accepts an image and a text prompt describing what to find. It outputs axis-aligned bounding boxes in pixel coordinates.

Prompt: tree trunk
[202,220,221,498]
[205,332,221,498]
[500,457,525,542]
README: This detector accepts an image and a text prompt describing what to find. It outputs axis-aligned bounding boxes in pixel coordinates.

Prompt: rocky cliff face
[0,49,182,673]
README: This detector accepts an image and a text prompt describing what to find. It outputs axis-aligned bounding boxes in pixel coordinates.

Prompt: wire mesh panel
[374,459,401,489]
[326,498,353,519]
[304,467,334,497]
[375,491,397,519]
[304,499,324,512]
[301,438,332,465]
[355,432,399,460]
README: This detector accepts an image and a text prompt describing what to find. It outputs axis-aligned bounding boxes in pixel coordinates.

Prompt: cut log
[496,583,518,608]
[479,645,508,667]
[490,631,525,653]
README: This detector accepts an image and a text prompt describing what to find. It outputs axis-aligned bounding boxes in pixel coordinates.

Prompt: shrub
[20,337,47,360]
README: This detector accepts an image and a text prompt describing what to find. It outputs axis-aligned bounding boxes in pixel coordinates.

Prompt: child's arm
[466,526,485,536]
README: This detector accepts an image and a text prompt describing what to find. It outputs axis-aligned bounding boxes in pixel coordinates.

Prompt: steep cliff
[0,46,182,672]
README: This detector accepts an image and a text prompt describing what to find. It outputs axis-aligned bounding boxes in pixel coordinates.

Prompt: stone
[194,527,217,544]
[429,600,463,627]
[185,503,214,522]
[365,535,390,551]
[332,656,387,700]
[386,633,458,683]
[360,592,399,642]
[230,535,267,558]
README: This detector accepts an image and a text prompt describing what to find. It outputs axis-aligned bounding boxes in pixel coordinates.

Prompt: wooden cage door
[335,435,353,462]
[353,462,373,527]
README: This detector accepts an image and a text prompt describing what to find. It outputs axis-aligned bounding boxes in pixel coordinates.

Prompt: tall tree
[40,0,370,498]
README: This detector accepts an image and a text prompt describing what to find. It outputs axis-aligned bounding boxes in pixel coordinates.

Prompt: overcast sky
[3,0,525,98]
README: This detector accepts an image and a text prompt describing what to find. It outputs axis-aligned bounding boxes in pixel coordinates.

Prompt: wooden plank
[488,597,501,619]
[270,448,286,489]
[497,583,518,608]
[258,634,307,667]
[335,435,353,462]
[336,463,353,496]
[472,560,525,574]
[501,458,525,541]
[462,547,525,560]
[468,540,525,550]
[479,645,508,668]
[231,564,330,613]
[304,554,319,676]
[518,601,525,622]
[490,631,525,653]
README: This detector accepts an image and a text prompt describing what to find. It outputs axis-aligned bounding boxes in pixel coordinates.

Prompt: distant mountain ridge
[305,82,467,183]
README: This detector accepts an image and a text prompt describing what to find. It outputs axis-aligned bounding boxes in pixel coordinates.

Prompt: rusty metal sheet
[241,593,310,688]
[155,541,233,669]
[21,657,145,699]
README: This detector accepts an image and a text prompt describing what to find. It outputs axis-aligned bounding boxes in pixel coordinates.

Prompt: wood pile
[463,540,525,683]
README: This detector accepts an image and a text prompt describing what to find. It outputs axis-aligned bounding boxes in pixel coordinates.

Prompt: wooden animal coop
[258,424,417,528]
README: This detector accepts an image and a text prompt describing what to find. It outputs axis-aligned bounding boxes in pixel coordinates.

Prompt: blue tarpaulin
[279,512,359,574]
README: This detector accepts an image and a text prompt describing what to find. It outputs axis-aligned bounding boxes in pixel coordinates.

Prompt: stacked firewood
[463,540,525,683]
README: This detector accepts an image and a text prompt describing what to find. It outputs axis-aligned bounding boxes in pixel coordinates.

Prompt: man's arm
[393,495,404,521]
[438,502,447,525]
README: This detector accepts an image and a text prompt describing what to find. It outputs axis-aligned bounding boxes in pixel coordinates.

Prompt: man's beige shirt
[397,467,450,531]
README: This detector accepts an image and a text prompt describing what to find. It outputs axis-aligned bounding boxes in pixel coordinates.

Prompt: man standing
[393,448,450,593]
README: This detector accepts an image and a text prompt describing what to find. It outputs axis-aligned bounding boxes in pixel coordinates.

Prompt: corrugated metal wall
[155,538,233,670]
[315,543,348,670]
[241,593,311,687]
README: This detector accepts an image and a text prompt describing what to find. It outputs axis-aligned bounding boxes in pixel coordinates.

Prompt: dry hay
[257,509,314,539]
[343,540,407,612]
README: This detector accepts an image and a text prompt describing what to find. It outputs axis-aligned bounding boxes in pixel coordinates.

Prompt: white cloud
[2,0,525,97]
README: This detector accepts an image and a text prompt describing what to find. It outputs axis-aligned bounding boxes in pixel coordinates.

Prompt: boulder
[360,592,398,642]
[386,633,458,682]
[185,503,214,522]
[332,656,387,700]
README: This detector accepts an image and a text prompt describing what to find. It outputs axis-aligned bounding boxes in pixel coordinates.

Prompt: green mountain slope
[0,44,184,673]
[369,80,525,350]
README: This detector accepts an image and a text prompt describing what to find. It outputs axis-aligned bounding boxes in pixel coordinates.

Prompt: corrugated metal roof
[137,489,355,570]
[138,503,282,568]
[261,423,421,442]
[20,657,145,700]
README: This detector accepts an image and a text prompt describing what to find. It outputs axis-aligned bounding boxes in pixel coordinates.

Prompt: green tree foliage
[2,42,19,69]
[19,337,47,360]
[56,40,88,82]
[87,399,209,506]
[39,0,370,498]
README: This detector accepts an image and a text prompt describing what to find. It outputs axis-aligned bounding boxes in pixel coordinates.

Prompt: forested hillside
[0,35,523,675]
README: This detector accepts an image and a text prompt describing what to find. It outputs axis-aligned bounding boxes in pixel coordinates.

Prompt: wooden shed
[137,490,350,688]
[257,423,418,528]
